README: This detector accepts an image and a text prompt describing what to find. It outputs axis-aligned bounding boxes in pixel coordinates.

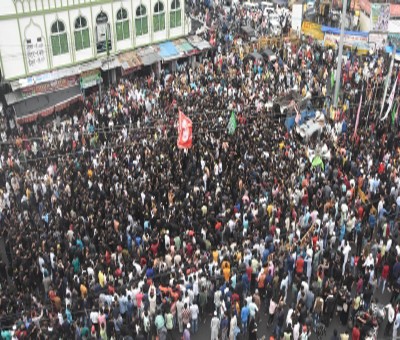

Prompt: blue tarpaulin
[159,41,180,61]
[285,110,317,131]
[321,26,369,37]
[385,46,400,57]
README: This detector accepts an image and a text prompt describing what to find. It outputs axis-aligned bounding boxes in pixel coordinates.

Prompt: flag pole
[333,0,348,108]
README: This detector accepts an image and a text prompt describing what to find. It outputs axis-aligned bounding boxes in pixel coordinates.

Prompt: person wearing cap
[183,323,191,340]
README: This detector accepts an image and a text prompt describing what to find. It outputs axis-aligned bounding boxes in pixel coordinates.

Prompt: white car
[263,7,275,17]
[269,20,282,35]
[243,2,259,11]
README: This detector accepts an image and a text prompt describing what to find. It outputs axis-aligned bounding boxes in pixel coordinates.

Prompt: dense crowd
[0,1,399,340]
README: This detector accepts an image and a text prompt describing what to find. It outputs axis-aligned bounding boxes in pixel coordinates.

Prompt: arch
[153,1,165,32]
[50,19,69,56]
[24,19,47,71]
[95,11,112,53]
[135,5,148,36]
[170,0,181,28]
[116,7,130,41]
[74,16,90,51]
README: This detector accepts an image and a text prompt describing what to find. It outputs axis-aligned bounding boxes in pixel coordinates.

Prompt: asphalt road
[170,287,394,340]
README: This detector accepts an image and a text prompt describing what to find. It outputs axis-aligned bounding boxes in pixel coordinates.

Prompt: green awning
[173,39,197,56]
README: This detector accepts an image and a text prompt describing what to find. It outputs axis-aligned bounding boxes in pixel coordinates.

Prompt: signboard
[324,32,368,48]
[388,33,400,48]
[21,75,79,98]
[26,38,46,73]
[359,0,371,14]
[371,3,390,32]
[301,21,324,41]
[80,70,102,89]
[369,32,387,49]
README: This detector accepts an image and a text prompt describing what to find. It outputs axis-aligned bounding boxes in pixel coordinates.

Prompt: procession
[0,0,399,340]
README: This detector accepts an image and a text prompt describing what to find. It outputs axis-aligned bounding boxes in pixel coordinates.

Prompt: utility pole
[379,45,396,119]
[333,0,348,108]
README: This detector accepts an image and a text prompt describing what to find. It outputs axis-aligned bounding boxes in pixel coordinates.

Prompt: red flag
[177,110,193,149]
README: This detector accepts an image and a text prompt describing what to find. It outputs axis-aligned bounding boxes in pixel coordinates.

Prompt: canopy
[137,46,162,66]
[159,41,180,61]
[311,156,324,169]
[13,86,82,124]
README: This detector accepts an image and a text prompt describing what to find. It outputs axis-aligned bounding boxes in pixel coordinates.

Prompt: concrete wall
[0,0,190,80]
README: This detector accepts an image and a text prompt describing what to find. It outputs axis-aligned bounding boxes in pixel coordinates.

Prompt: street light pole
[333,0,348,108]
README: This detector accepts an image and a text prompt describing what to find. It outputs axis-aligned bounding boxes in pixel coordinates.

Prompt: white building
[0,0,209,123]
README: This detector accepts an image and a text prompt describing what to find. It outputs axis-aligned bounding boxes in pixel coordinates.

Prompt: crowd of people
[0,1,399,340]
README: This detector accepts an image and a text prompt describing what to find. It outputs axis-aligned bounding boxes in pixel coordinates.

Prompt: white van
[243,2,259,11]
[260,1,274,11]
[270,20,282,36]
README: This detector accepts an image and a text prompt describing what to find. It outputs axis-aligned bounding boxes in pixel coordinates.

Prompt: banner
[324,32,368,48]
[80,70,102,89]
[359,0,371,14]
[388,33,400,48]
[301,21,324,41]
[21,75,79,98]
[368,32,388,50]
[371,3,390,32]
[177,110,193,149]
[381,77,398,121]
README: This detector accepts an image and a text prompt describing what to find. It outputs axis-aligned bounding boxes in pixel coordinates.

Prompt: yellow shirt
[98,271,105,287]
[80,284,88,299]
[267,204,273,217]
[212,250,219,263]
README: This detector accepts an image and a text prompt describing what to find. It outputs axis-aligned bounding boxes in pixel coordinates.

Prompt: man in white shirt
[384,302,395,336]
[190,303,199,333]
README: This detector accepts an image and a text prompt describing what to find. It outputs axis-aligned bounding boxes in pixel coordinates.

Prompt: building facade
[0,0,190,81]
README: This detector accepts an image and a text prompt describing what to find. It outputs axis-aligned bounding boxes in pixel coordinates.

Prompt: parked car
[240,25,257,41]
[261,48,277,63]
[243,52,265,64]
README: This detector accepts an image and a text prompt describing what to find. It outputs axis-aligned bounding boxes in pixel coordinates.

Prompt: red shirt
[246,266,253,281]
[296,257,304,274]
[352,326,360,340]
[381,265,390,280]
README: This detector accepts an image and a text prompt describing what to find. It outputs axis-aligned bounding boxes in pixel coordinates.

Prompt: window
[153,1,165,32]
[135,5,148,36]
[170,0,181,28]
[51,20,68,56]
[96,12,112,53]
[116,8,130,41]
[74,16,90,51]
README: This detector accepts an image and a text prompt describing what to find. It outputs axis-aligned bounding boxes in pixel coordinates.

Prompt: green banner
[80,72,102,89]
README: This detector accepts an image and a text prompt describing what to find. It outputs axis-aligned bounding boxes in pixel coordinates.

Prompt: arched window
[51,20,68,56]
[116,8,130,41]
[153,1,165,32]
[135,5,148,36]
[74,16,90,51]
[170,0,181,28]
[96,11,111,53]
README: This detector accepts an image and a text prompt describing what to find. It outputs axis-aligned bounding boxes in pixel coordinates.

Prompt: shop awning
[11,59,101,91]
[158,41,180,61]
[13,86,82,124]
[5,91,23,106]
[137,46,162,66]
[101,57,121,71]
[118,51,143,74]
[173,38,198,56]
[187,35,212,51]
